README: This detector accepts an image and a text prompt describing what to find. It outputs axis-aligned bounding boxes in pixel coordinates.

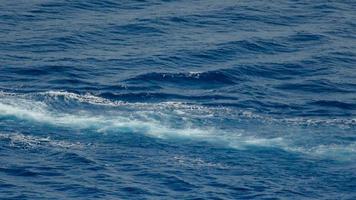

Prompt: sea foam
[0,91,355,160]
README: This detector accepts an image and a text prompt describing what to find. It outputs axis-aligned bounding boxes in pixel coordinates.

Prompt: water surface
[0,0,355,199]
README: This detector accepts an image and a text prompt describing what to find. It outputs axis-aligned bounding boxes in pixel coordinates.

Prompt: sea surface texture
[0,1,356,199]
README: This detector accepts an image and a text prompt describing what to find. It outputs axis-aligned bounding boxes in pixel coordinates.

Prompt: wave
[0,91,355,160]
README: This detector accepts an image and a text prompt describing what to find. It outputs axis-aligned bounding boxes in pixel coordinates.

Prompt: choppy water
[1,1,356,199]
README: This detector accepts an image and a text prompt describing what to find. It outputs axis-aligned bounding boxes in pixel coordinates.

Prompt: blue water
[0,1,355,199]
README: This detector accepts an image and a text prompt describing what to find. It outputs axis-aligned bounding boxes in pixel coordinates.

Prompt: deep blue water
[1,0,356,199]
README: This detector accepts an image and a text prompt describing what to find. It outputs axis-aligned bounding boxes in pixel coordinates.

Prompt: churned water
[0,1,355,199]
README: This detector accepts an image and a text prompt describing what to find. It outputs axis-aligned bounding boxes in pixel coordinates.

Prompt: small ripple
[125,70,237,87]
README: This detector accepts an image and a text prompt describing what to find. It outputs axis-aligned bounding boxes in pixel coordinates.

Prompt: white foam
[172,155,229,169]
[0,90,355,159]
[286,143,356,159]
[0,132,83,149]
[0,97,211,140]
[41,91,126,106]
[0,98,269,150]
[0,101,48,121]
[1,90,355,126]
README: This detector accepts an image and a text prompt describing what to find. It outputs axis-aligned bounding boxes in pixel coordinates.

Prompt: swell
[2,12,355,117]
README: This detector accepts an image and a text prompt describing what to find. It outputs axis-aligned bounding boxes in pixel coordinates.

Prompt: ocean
[0,0,355,199]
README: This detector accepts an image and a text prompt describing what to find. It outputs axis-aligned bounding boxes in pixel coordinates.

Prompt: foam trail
[0,99,285,150]
[0,99,211,139]
[2,91,355,126]
[0,91,355,160]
